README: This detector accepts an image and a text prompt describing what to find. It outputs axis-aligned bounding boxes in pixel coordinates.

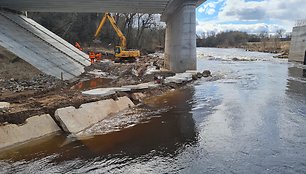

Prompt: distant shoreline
[197,41,290,59]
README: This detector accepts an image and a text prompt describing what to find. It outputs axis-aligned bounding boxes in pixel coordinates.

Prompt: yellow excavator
[94,13,140,62]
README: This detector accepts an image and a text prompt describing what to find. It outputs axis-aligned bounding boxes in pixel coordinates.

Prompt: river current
[1,48,306,174]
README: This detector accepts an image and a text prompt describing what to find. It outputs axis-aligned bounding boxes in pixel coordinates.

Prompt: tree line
[28,13,165,53]
[196,30,292,48]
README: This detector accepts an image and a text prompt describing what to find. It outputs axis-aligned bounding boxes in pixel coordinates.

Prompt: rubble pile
[85,55,171,87]
[0,74,64,93]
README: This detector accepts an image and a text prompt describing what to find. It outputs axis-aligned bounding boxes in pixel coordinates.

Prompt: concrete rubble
[54,97,134,134]
[0,11,89,80]
[0,114,61,149]
[164,72,193,84]
[0,102,10,109]
[0,74,63,93]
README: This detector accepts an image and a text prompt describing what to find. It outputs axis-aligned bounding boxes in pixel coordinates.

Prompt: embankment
[243,41,290,58]
[0,69,211,150]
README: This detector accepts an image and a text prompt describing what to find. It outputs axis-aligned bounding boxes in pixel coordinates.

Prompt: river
[1,48,306,174]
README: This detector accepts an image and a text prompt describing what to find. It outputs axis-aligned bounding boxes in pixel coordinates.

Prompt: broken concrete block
[131,93,147,101]
[164,72,196,84]
[0,102,10,109]
[82,87,132,97]
[82,88,116,97]
[54,97,134,134]
[0,114,61,149]
[116,96,135,110]
[122,83,149,90]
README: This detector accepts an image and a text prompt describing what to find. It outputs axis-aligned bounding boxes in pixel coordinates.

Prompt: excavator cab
[114,46,122,55]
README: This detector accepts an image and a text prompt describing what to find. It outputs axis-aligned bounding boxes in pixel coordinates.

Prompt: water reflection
[80,87,197,158]
[0,87,197,173]
[3,48,306,174]
[287,67,306,96]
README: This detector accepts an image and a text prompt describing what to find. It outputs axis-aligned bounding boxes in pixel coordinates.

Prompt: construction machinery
[94,13,140,62]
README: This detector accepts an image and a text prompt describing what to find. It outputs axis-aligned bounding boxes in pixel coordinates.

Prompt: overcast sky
[196,0,306,35]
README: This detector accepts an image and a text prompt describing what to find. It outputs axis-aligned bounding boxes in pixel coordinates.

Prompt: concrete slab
[82,88,116,97]
[164,72,193,84]
[0,102,10,109]
[88,70,108,77]
[121,84,148,90]
[0,11,89,80]
[121,82,159,90]
[109,87,132,92]
[54,97,134,134]
[0,0,205,13]
[82,87,133,97]
[0,114,61,149]
[289,25,306,63]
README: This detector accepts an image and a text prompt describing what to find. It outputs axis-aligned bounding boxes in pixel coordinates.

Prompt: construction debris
[0,49,211,126]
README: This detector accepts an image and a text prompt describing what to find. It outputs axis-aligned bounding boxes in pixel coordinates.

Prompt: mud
[0,50,179,125]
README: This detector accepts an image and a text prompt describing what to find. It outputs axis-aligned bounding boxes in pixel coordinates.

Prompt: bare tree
[135,14,157,48]
[276,29,286,39]
[259,30,269,50]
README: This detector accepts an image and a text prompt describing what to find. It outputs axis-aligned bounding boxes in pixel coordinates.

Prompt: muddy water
[1,48,306,173]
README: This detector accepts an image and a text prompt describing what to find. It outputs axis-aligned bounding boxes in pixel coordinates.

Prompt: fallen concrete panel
[164,72,194,84]
[82,88,116,97]
[54,97,134,134]
[122,82,159,90]
[0,102,10,109]
[82,82,159,97]
[0,11,90,80]
[82,87,133,97]
[122,84,149,90]
[0,114,61,149]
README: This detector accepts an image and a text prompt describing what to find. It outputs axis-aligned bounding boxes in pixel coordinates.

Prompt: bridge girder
[0,0,205,14]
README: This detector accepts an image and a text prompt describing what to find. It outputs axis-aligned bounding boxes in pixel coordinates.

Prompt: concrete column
[164,1,197,72]
[289,25,306,63]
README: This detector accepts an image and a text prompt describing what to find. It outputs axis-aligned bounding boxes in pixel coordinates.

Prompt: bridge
[0,0,206,79]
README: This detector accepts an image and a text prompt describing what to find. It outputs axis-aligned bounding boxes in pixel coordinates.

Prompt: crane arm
[106,14,127,48]
[94,13,127,48]
[94,13,108,40]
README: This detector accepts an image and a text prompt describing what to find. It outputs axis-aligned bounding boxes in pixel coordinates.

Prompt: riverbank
[2,47,306,174]
[242,41,290,58]
[0,54,172,124]
[0,48,211,149]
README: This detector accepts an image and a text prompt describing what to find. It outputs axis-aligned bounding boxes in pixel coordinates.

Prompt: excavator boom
[94,13,126,48]
[106,14,127,48]
[93,12,140,61]
[94,14,107,40]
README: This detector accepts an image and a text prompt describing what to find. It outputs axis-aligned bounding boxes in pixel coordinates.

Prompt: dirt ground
[0,48,175,125]
[0,47,42,80]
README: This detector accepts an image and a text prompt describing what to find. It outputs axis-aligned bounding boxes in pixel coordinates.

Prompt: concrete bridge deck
[0,0,206,77]
[0,11,90,80]
[0,0,205,13]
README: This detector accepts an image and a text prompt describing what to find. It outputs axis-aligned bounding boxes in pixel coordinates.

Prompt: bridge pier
[164,1,197,73]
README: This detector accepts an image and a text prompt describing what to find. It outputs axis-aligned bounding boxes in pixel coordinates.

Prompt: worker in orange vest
[95,53,102,62]
[89,51,96,64]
